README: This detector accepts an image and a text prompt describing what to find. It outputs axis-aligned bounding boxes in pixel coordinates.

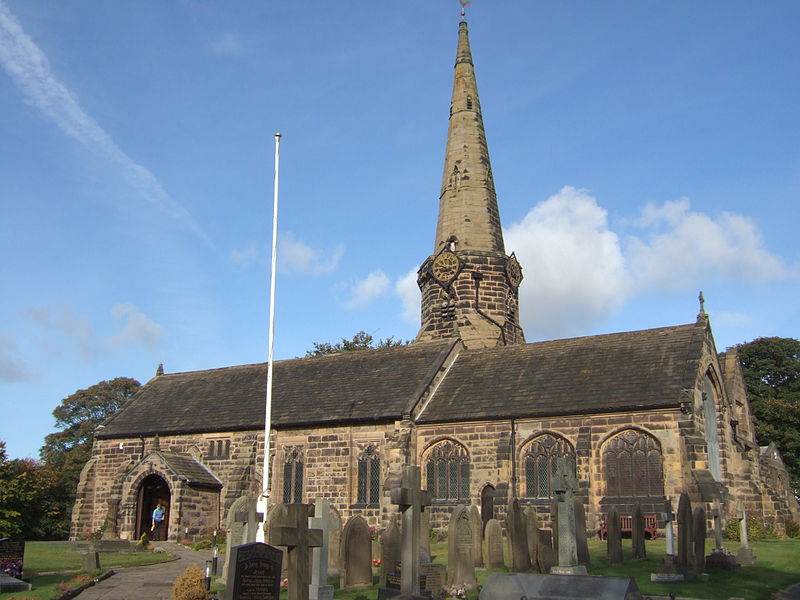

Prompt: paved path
[75,542,214,600]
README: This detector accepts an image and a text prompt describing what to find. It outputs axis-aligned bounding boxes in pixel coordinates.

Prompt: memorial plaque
[227,542,283,600]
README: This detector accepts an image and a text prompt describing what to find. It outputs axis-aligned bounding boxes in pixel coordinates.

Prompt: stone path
[75,542,214,600]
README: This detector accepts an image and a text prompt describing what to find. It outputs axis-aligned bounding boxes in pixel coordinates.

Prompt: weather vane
[458,0,471,19]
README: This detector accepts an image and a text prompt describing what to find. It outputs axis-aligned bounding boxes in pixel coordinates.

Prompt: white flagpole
[256,132,281,543]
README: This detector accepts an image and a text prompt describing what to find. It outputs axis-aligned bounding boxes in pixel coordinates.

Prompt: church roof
[96,340,456,438]
[416,322,704,423]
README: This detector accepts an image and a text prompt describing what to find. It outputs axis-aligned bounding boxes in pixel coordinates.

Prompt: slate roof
[155,452,222,488]
[416,323,704,423]
[97,340,456,438]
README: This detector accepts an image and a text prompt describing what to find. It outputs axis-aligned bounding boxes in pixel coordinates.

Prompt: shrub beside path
[74,542,213,600]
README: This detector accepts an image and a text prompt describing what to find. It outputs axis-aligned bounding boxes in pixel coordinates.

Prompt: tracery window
[282,446,304,504]
[522,434,575,498]
[357,445,381,505]
[425,440,470,501]
[603,429,664,498]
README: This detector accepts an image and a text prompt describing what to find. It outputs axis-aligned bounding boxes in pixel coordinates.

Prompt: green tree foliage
[305,331,408,357]
[736,337,800,489]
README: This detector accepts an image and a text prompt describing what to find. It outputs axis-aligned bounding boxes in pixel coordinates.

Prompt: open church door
[135,473,171,540]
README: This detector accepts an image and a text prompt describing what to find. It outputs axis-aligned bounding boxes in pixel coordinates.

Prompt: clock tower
[415,20,525,348]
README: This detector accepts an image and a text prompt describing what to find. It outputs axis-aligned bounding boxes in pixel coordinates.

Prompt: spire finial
[698,291,706,319]
[458,0,470,19]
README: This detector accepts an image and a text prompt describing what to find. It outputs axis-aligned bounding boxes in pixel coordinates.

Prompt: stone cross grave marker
[607,507,623,566]
[652,497,682,581]
[380,516,400,588]
[225,541,283,600]
[663,498,675,555]
[692,506,706,574]
[390,465,431,598]
[550,457,584,574]
[485,518,504,568]
[448,505,476,587]
[308,499,340,600]
[506,498,531,572]
[735,503,756,566]
[677,492,693,574]
[631,503,646,560]
[269,503,323,600]
[711,500,724,551]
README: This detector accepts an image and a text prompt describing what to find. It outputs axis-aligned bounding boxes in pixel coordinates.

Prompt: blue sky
[1,1,798,460]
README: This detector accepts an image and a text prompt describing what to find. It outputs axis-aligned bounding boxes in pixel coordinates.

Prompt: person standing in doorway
[151,503,165,540]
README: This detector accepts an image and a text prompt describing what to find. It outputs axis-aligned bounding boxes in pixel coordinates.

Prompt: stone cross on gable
[269,504,323,600]
[390,465,430,597]
[308,499,340,600]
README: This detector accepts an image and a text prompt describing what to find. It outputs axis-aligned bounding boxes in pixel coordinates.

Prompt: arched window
[282,446,303,504]
[425,440,470,501]
[357,445,380,505]
[522,434,575,498]
[703,375,722,481]
[603,429,664,498]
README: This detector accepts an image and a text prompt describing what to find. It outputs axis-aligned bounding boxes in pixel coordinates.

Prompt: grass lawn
[0,542,175,600]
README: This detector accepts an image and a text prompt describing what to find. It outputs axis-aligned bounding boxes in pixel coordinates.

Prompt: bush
[725,515,776,542]
[172,565,209,600]
[191,539,212,551]
[786,519,800,539]
[137,532,150,546]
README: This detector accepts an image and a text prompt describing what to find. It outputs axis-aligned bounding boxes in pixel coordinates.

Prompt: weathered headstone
[447,505,476,587]
[225,542,283,600]
[265,503,291,577]
[607,507,623,566]
[380,517,400,588]
[468,505,483,567]
[269,503,323,600]
[574,498,590,567]
[735,504,756,566]
[81,550,101,571]
[309,499,340,600]
[677,492,693,574]
[0,540,29,593]
[223,496,255,579]
[550,458,584,575]
[485,519,504,568]
[631,503,646,561]
[340,515,372,590]
[420,563,446,597]
[420,510,431,557]
[524,508,539,571]
[390,464,431,598]
[536,529,557,573]
[505,498,531,572]
[692,506,706,574]
[328,505,342,575]
[479,572,643,600]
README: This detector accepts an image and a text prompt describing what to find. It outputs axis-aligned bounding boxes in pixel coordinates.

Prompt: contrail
[0,1,210,244]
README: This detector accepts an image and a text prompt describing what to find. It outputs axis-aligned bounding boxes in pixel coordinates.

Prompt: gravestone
[390,464,431,598]
[651,498,682,582]
[631,503,646,561]
[225,542,283,600]
[505,498,531,572]
[380,517,400,588]
[447,505,476,587]
[524,508,540,572]
[420,563,446,597]
[574,498,590,567]
[420,509,431,557]
[266,503,291,577]
[606,507,623,566]
[479,573,643,600]
[0,539,30,593]
[269,503,323,600]
[309,499,340,600]
[549,499,559,559]
[550,458,585,575]
[692,506,706,574]
[536,528,557,573]
[81,550,101,570]
[339,515,372,590]
[705,501,739,570]
[735,504,756,566]
[223,496,262,579]
[677,492,693,574]
[468,505,483,567]
[664,498,676,555]
[328,505,342,575]
[102,498,120,539]
[485,519,504,568]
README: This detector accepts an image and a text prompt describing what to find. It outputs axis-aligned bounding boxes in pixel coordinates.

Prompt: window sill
[350,503,380,509]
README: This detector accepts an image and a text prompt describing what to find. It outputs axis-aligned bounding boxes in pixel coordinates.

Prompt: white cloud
[25,304,96,358]
[0,2,208,242]
[108,302,163,349]
[0,333,34,382]
[505,186,630,338]
[396,267,421,325]
[341,270,390,309]
[279,232,342,275]
[230,242,260,265]
[211,32,246,55]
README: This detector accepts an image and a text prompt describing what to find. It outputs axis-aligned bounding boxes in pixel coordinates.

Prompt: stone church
[70,21,798,543]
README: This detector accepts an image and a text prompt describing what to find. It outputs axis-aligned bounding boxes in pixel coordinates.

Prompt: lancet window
[603,429,664,498]
[522,434,575,499]
[282,446,304,504]
[357,445,381,505]
[425,440,470,501]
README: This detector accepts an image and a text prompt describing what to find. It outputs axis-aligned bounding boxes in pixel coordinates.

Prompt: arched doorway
[135,473,171,540]
[480,484,495,533]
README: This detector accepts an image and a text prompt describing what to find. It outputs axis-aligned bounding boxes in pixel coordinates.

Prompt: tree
[305,331,408,357]
[736,337,800,489]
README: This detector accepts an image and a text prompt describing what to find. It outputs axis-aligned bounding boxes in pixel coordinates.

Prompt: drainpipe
[511,418,517,499]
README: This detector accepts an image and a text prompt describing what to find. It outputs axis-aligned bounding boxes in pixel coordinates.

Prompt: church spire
[434,20,505,254]
[415,21,524,349]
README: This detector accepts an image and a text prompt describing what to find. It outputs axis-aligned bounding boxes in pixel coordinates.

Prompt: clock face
[432,251,460,283]
[506,255,523,287]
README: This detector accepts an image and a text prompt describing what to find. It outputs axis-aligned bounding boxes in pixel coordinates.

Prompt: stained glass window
[282,447,303,504]
[425,440,470,501]
[522,434,575,498]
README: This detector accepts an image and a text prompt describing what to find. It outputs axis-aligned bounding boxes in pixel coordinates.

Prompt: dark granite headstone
[468,505,483,567]
[0,539,24,577]
[340,515,372,589]
[574,499,590,567]
[225,542,283,600]
[447,505,476,587]
[692,507,706,574]
[380,518,400,588]
[485,519,504,568]
[505,498,531,572]
[631,503,646,560]
[606,508,622,566]
[479,573,642,600]
[677,492,693,574]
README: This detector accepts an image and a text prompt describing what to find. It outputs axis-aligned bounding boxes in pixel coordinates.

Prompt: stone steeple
[415,21,525,349]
